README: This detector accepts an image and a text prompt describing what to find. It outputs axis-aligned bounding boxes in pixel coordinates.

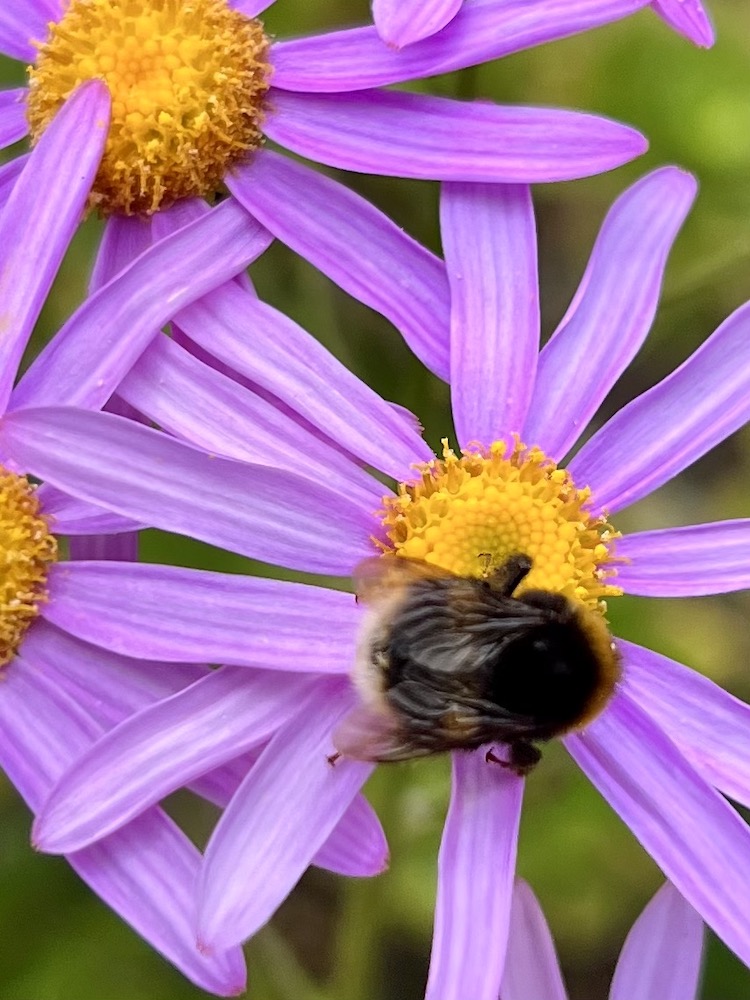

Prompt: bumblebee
[334,553,620,775]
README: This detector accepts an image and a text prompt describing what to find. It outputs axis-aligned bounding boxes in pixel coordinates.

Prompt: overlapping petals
[568,299,750,513]
[0,407,376,576]
[366,0,712,50]
[372,0,461,47]
[524,167,696,460]
[227,151,451,380]
[0,631,246,994]
[9,199,273,412]
[0,80,109,413]
[620,640,750,810]
[272,0,652,91]
[198,680,374,950]
[567,692,750,969]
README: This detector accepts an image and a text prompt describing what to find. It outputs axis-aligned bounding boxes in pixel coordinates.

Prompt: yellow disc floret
[27,0,271,215]
[380,438,621,614]
[0,469,57,667]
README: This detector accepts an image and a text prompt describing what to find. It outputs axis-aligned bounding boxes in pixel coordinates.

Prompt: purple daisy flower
[369,0,713,49]
[0,0,648,311]
[9,166,750,999]
[501,879,704,1000]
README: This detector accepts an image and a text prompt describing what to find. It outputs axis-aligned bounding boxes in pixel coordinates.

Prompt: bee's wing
[354,555,455,605]
[333,702,433,763]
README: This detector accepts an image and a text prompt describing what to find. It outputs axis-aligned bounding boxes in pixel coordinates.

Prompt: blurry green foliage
[2,2,750,997]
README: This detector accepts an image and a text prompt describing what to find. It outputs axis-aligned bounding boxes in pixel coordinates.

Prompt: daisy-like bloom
[369,0,713,49]
[11,166,750,998]
[0,0,651,314]
[501,880,704,1000]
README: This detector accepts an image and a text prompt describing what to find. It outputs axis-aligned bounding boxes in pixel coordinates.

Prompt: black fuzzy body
[371,556,610,763]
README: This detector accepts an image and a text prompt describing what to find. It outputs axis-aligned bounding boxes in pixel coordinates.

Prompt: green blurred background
[3,0,750,997]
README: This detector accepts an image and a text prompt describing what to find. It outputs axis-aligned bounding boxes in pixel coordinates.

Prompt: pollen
[380,439,621,614]
[0,469,57,668]
[26,0,271,216]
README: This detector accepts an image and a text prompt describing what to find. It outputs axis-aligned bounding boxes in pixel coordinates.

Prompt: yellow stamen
[380,438,621,615]
[0,469,57,667]
[27,0,271,215]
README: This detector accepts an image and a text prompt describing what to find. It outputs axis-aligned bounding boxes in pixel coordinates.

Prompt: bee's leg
[326,751,341,767]
[485,741,541,776]
[508,740,541,775]
[483,553,533,597]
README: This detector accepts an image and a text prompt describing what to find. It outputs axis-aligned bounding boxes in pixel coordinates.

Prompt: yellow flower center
[380,439,621,614]
[26,0,271,216]
[0,468,57,667]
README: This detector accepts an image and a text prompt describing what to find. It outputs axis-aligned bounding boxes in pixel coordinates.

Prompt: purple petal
[266,89,647,183]
[20,620,206,728]
[568,300,750,514]
[567,690,750,969]
[440,183,538,444]
[190,752,260,809]
[609,882,703,1000]
[118,332,384,507]
[0,153,26,200]
[314,793,388,877]
[68,811,247,996]
[0,651,245,994]
[231,0,275,14]
[10,200,273,411]
[1,407,375,575]
[175,282,432,480]
[270,0,650,92]
[524,167,696,460]
[228,150,450,380]
[617,520,750,596]
[43,561,358,669]
[0,80,110,414]
[620,639,750,812]
[0,647,99,802]
[426,751,523,1000]
[90,214,154,291]
[0,7,42,61]
[372,0,461,47]
[650,0,713,46]
[198,679,373,950]
[37,482,144,536]
[0,87,28,146]
[501,879,568,1000]
[35,667,313,853]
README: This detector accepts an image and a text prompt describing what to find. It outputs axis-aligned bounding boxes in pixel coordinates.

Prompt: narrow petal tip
[652,0,715,47]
